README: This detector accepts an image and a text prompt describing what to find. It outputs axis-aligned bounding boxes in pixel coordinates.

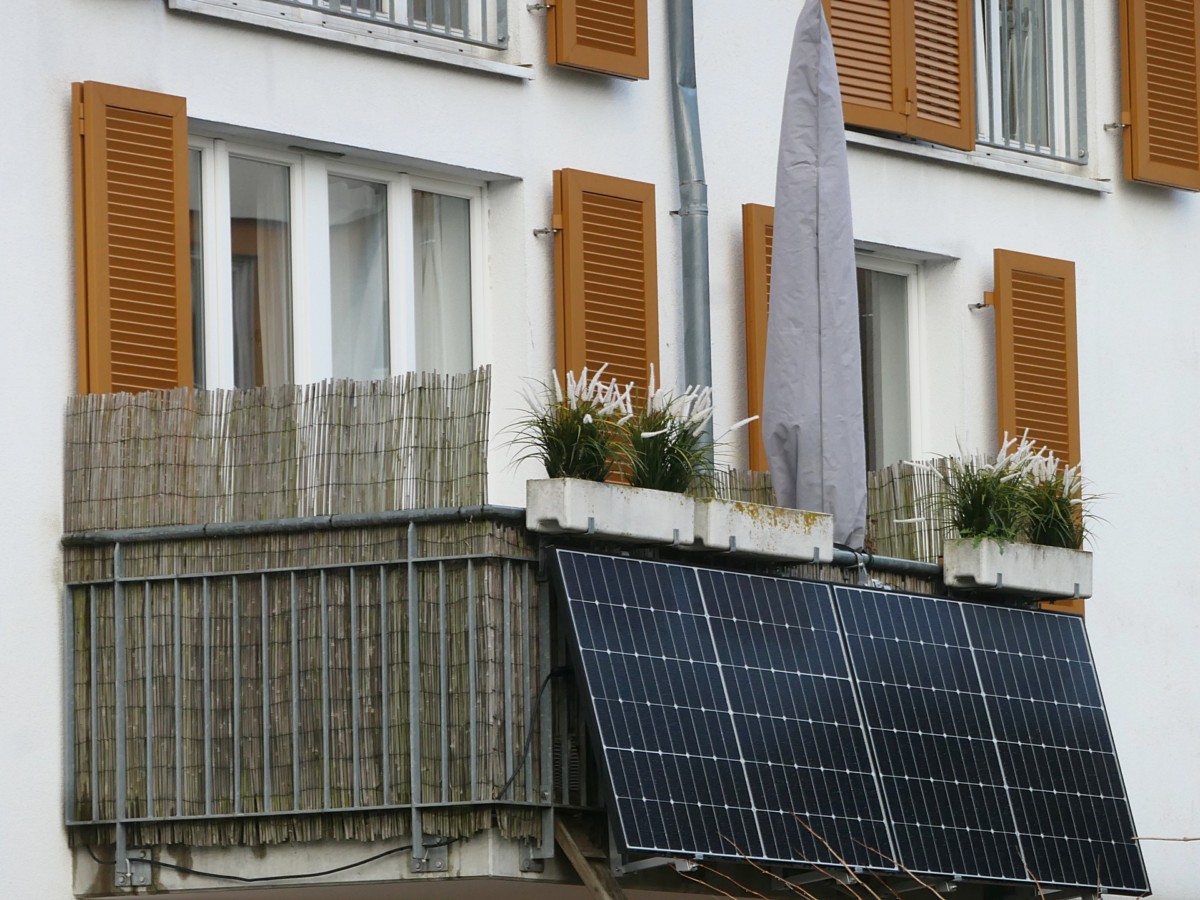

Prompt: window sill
[846,131,1113,195]
[168,0,534,81]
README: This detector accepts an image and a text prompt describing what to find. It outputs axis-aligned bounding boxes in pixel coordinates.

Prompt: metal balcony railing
[269,0,508,49]
[975,0,1088,163]
[63,510,595,874]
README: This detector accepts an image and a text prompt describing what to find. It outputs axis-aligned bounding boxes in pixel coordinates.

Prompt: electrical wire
[87,837,458,884]
[494,665,570,801]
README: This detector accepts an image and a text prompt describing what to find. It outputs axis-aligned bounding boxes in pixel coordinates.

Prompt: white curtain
[413,191,472,373]
[329,176,389,380]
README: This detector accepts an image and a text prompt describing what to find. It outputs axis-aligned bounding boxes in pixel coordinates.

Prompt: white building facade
[1,0,1198,897]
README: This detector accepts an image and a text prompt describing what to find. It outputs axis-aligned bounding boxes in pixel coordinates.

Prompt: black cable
[495,665,570,801]
[87,837,458,884]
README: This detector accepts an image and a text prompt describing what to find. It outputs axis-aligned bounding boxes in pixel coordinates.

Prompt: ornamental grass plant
[917,432,1091,550]
[511,365,632,482]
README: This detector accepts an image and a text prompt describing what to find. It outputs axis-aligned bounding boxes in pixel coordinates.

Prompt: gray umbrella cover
[762,0,867,548]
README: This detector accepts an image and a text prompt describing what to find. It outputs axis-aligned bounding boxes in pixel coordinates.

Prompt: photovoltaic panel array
[553,550,1149,895]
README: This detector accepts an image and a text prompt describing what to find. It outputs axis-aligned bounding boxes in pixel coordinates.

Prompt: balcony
[65,371,1116,897]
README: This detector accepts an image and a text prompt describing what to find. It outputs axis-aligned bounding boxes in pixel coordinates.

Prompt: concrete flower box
[525,478,694,544]
[942,538,1093,599]
[693,498,833,562]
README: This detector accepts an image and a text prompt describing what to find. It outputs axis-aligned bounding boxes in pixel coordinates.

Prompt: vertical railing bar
[408,523,425,857]
[89,585,99,823]
[64,586,77,824]
[538,571,553,812]
[290,571,301,811]
[144,582,154,819]
[502,560,514,797]
[232,577,242,815]
[320,569,331,810]
[496,0,507,45]
[202,576,213,817]
[438,561,449,803]
[350,567,362,808]
[1073,0,1087,162]
[1059,0,1072,161]
[114,544,129,878]
[1033,0,1048,150]
[480,0,489,44]
[443,0,452,34]
[519,563,533,802]
[407,0,415,30]
[380,565,391,806]
[261,574,272,813]
[999,0,1012,148]
[173,579,182,819]
[466,559,478,802]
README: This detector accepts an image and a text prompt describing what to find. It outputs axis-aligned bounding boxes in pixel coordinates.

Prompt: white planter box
[526,478,694,544]
[693,498,833,563]
[943,538,1093,599]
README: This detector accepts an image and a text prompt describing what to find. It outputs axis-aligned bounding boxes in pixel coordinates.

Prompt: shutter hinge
[533,216,563,237]
[904,87,915,116]
[527,0,553,10]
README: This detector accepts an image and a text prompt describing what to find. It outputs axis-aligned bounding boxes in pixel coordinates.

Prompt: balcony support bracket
[409,841,448,874]
[114,848,152,889]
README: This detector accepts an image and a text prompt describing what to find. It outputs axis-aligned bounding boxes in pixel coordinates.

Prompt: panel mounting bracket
[1042,891,1098,900]
[609,827,697,876]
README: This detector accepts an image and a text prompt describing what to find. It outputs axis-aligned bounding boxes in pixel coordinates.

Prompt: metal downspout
[667,0,713,443]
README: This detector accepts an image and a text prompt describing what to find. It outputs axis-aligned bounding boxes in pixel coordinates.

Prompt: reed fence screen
[64,368,491,533]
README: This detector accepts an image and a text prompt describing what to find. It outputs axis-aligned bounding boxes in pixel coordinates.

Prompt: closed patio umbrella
[762,0,867,548]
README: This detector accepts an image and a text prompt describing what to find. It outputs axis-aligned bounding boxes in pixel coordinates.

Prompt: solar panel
[556,550,894,869]
[554,550,1148,895]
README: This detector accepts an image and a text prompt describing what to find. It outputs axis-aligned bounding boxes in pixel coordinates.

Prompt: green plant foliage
[509,367,631,482]
[622,404,714,493]
[925,432,1092,549]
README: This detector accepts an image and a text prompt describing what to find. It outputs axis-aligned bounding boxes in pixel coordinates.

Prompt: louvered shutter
[823,0,908,135]
[908,0,975,150]
[554,169,658,391]
[1120,0,1200,190]
[73,81,192,394]
[742,204,774,472]
[824,0,974,151]
[987,250,1079,467]
[548,0,649,80]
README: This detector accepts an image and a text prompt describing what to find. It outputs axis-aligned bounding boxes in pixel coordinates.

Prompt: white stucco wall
[2,0,1198,896]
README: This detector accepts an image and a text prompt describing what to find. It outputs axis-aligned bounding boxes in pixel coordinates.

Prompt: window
[189,140,481,389]
[857,261,918,471]
[824,0,1086,163]
[975,0,1088,163]
[741,203,921,473]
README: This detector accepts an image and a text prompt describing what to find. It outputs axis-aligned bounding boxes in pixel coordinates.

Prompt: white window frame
[855,255,926,469]
[189,137,485,389]
[166,0,531,81]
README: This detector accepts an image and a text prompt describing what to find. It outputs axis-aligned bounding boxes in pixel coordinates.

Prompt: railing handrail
[61,504,525,547]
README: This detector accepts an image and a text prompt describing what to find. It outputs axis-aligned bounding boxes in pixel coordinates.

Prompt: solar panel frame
[553,549,1149,895]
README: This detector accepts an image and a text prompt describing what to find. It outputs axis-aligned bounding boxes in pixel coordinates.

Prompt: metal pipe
[62,505,526,546]
[667,0,713,445]
[829,548,942,580]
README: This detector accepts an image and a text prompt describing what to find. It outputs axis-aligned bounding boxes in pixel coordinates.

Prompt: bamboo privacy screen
[64,368,491,532]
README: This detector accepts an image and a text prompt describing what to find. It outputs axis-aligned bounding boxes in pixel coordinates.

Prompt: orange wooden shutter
[548,0,649,80]
[824,0,908,136]
[554,169,658,392]
[824,0,974,151]
[73,81,193,394]
[988,251,1083,615]
[987,250,1079,467]
[1120,0,1200,190]
[742,204,774,472]
[908,0,975,150]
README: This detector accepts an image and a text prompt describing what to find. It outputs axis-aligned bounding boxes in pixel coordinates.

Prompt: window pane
[188,148,205,389]
[329,175,389,380]
[858,269,910,470]
[413,191,472,373]
[229,157,293,388]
